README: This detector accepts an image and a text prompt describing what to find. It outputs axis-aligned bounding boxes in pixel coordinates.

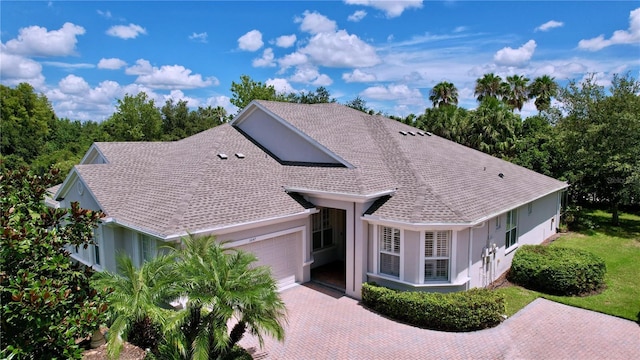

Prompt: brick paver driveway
[240,283,640,359]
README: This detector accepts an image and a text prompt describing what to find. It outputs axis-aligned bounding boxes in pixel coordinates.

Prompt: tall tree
[0,83,56,164]
[429,81,459,108]
[417,105,470,144]
[230,75,279,111]
[503,75,530,112]
[102,92,163,141]
[556,73,640,224]
[467,97,521,159]
[162,99,190,140]
[474,73,504,102]
[528,75,559,113]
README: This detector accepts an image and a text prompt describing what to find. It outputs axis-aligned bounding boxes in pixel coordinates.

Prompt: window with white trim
[424,231,450,282]
[312,208,333,251]
[379,226,401,277]
[140,234,157,264]
[93,228,101,266]
[505,209,518,248]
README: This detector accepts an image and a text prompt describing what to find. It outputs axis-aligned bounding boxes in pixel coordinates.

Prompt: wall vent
[217,153,228,159]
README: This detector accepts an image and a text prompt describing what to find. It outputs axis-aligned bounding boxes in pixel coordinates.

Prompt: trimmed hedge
[361,283,505,332]
[508,245,606,296]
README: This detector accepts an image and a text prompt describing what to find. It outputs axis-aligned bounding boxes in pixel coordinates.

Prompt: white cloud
[301,30,380,68]
[189,32,208,43]
[238,29,263,51]
[58,74,90,94]
[348,10,367,22]
[125,59,217,89]
[278,52,309,70]
[344,0,423,18]
[342,69,377,82]
[205,95,235,115]
[493,40,537,67]
[289,66,333,86]
[295,11,337,34]
[164,90,200,107]
[97,10,112,19]
[0,52,45,87]
[275,34,297,48]
[453,26,467,33]
[106,23,147,39]
[2,22,85,57]
[535,20,564,32]
[361,84,423,102]
[98,58,127,70]
[253,48,276,67]
[125,59,153,75]
[266,78,296,94]
[578,8,640,51]
[41,61,94,70]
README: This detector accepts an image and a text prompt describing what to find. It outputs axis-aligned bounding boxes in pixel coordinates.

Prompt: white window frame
[311,208,334,251]
[139,234,157,265]
[377,226,402,278]
[420,231,451,283]
[92,226,102,269]
[505,209,518,249]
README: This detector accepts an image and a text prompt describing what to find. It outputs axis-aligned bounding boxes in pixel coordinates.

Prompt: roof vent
[417,131,425,136]
[425,132,432,136]
[408,131,416,136]
[217,153,228,160]
[235,153,245,159]
[399,131,408,136]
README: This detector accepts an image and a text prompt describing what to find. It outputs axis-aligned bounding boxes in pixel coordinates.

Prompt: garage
[234,230,302,289]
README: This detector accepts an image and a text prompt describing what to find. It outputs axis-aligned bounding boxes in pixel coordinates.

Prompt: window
[528,203,533,215]
[495,215,501,230]
[93,228,101,266]
[379,226,401,277]
[505,209,518,248]
[140,234,157,264]
[424,231,450,281]
[312,208,333,251]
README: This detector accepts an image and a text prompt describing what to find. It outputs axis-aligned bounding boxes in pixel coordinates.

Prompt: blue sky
[1,1,639,121]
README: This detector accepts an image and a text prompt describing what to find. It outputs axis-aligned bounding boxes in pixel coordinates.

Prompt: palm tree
[429,81,459,108]
[92,253,175,359]
[528,75,558,112]
[503,75,530,112]
[164,235,286,359]
[474,73,504,102]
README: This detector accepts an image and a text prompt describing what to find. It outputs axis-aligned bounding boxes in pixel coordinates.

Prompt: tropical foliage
[93,235,287,360]
[0,167,107,359]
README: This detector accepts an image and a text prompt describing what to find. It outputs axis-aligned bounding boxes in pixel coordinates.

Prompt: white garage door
[234,231,301,289]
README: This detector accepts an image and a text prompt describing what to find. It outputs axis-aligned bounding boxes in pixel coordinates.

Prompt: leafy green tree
[1,167,107,359]
[285,86,336,104]
[556,73,640,224]
[513,115,558,176]
[230,75,279,111]
[417,105,470,144]
[162,99,190,140]
[0,83,56,164]
[429,81,459,108]
[474,73,504,102]
[503,75,530,112]
[102,92,163,141]
[467,98,521,159]
[528,75,559,113]
[345,96,376,114]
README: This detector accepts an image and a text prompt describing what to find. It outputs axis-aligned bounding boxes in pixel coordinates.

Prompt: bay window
[424,231,450,282]
[379,226,401,277]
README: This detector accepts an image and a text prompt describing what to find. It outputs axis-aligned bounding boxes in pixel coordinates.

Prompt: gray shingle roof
[69,100,566,237]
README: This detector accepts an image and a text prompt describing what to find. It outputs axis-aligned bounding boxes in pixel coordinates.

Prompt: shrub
[361,283,505,332]
[508,245,606,296]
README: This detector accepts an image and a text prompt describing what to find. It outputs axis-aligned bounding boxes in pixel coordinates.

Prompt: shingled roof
[60,100,566,238]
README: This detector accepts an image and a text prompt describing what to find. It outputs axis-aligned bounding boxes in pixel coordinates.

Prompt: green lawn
[496,209,640,322]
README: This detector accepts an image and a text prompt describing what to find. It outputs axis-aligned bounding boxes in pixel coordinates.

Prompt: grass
[496,209,640,322]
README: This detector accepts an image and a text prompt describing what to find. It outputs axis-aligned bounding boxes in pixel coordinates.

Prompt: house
[53,100,568,299]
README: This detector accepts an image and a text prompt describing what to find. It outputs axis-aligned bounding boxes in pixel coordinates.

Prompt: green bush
[508,245,606,296]
[361,283,505,332]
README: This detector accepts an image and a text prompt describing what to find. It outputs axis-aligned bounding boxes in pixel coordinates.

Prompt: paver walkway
[240,283,640,359]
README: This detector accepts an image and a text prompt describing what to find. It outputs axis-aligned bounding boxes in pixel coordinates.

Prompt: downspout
[352,202,356,293]
[468,228,473,290]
